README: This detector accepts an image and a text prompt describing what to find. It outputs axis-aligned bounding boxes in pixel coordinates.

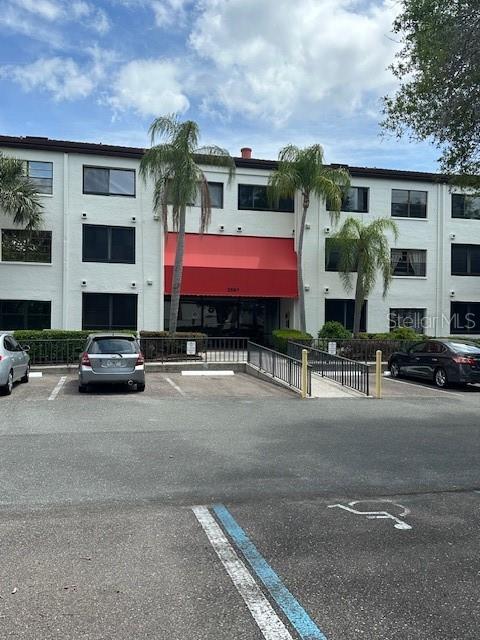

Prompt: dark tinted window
[238,184,294,212]
[392,189,427,218]
[82,293,137,330]
[427,341,446,354]
[3,336,17,351]
[83,225,135,264]
[410,342,427,353]
[389,308,426,333]
[83,167,135,196]
[325,238,357,272]
[324,298,367,332]
[193,182,223,208]
[90,338,138,354]
[391,249,426,276]
[452,194,480,220]
[23,161,53,194]
[451,244,480,276]
[0,300,51,330]
[450,302,480,335]
[2,229,52,263]
[328,187,369,213]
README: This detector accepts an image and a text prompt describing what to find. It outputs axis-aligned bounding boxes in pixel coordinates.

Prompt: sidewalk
[310,372,366,398]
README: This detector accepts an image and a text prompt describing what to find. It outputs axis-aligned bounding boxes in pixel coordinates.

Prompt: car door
[3,336,21,381]
[11,336,28,378]
[404,342,428,378]
[421,341,445,379]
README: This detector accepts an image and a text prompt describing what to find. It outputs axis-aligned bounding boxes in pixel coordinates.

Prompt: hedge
[272,329,313,354]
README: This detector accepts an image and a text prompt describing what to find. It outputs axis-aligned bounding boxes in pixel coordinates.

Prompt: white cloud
[3,47,116,101]
[109,59,189,116]
[189,0,399,125]
[15,0,62,21]
[7,57,94,100]
[151,0,191,27]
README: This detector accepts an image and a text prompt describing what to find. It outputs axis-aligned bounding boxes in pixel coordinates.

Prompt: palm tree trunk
[296,199,309,333]
[168,205,186,335]
[353,260,364,337]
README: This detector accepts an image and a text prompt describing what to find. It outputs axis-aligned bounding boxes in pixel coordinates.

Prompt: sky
[0,0,440,170]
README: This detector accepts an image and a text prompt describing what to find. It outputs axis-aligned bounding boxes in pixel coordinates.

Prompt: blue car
[388,339,480,388]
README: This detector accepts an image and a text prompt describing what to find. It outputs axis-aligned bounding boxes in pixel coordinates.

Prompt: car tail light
[81,352,91,366]
[136,352,145,366]
[453,355,476,365]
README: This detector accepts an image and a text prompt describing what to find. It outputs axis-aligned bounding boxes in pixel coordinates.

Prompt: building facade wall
[1,137,480,337]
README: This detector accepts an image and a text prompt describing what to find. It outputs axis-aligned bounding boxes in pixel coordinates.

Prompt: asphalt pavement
[0,371,479,639]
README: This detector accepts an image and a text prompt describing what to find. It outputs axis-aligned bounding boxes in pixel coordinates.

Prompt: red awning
[165,233,298,298]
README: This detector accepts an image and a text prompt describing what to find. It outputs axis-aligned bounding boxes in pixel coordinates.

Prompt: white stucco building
[1,134,479,339]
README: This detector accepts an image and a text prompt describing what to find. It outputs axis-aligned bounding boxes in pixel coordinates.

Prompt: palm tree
[0,153,43,229]
[268,145,350,333]
[333,217,399,336]
[140,115,235,334]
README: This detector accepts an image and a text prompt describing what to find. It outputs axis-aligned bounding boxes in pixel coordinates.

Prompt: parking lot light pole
[301,349,308,399]
[375,349,382,399]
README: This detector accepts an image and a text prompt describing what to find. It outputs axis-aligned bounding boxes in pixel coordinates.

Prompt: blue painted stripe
[213,504,328,640]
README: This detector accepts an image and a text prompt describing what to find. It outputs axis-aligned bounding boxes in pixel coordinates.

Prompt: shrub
[318,321,351,340]
[272,329,313,353]
[389,327,423,340]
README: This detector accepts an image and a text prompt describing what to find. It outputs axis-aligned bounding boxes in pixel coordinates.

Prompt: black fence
[311,338,421,363]
[288,341,370,396]
[24,337,249,366]
[247,341,311,395]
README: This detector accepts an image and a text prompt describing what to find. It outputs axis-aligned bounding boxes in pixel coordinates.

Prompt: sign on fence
[328,341,337,356]
[186,341,196,356]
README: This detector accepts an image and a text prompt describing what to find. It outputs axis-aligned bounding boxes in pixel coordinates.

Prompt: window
[0,300,51,330]
[238,184,294,212]
[452,194,480,220]
[450,302,480,335]
[23,161,53,194]
[82,293,137,330]
[324,299,367,333]
[391,249,427,277]
[391,189,427,218]
[83,166,135,196]
[1,229,52,263]
[3,335,21,352]
[82,225,135,264]
[325,238,357,272]
[389,308,426,333]
[194,182,223,208]
[327,187,369,213]
[451,244,480,276]
[90,337,138,354]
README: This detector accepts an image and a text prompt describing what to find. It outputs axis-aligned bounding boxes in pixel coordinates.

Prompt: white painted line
[192,506,293,640]
[164,376,186,396]
[181,370,235,376]
[48,376,67,401]
[384,376,465,397]
[29,372,42,378]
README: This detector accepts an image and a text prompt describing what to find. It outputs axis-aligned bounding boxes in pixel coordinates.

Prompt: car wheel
[78,383,88,393]
[1,371,14,396]
[21,366,30,384]
[434,367,448,388]
[390,361,401,378]
[137,383,146,392]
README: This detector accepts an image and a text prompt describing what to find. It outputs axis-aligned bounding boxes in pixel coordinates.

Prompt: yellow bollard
[301,349,308,399]
[375,349,382,399]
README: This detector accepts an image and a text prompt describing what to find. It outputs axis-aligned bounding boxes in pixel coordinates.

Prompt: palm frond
[0,153,44,229]
[195,146,236,183]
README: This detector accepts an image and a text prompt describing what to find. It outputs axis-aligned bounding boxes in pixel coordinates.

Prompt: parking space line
[29,372,42,378]
[48,376,67,401]
[181,370,235,376]
[164,376,186,396]
[383,377,465,397]
[213,504,328,640]
[192,506,293,640]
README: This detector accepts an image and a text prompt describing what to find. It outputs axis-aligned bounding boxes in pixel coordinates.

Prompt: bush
[318,321,351,340]
[389,327,423,340]
[272,329,313,353]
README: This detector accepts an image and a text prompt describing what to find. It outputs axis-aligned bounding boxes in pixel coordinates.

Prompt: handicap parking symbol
[328,499,412,530]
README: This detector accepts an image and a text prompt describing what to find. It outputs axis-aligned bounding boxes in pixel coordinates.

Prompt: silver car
[0,333,30,395]
[78,333,145,393]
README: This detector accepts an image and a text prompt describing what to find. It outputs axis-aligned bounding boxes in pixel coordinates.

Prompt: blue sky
[0,0,440,170]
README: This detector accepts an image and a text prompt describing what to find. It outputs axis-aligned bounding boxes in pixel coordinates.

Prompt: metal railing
[288,341,370,395]
[24,337,249,366]
[247,341,311,395]
[311,338,421,363]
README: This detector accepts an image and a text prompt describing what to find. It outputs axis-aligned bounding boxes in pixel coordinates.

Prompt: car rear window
[90,338,138,354]
[447,342,480,354]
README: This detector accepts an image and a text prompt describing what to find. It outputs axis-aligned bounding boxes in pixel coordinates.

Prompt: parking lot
[1,365,480,639]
